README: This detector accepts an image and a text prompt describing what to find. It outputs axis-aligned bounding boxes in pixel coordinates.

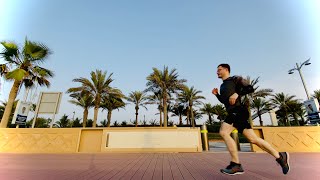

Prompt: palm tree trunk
[208,113,212,125]
[186,110,190,126]
[82,108,88,128]
[179,114,182,126]
[163,94,168,127]
[0,80,20,128]
[190,105,195,128]
[159,110,163,127]
[135,106,139,127]
[93,106,99,127]
[107,110,112,127]
[292,113,299,126]
[258,113,263,126]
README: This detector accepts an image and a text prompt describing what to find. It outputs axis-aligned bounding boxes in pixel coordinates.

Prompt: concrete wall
[252,127,320,152]
[0,127,202,153]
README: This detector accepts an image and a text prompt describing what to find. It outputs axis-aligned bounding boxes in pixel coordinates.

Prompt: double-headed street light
[288,58,311,100]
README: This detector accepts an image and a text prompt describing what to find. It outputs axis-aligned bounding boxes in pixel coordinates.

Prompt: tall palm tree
[212,104,228,122]
[0,39,54,128]
[178,86,205,127]
[68,70,114,127]
[270,92,296,126]
[67,91,94,128]
[250,98,271,126]
[200,103,214,125]
[126,91,148,127]
[146,66,186,127]
[101,89,126,127]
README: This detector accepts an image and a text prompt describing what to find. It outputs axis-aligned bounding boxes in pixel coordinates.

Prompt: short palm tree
[270,92,296,126]
[126,91,148,127]
[178,86,205,127]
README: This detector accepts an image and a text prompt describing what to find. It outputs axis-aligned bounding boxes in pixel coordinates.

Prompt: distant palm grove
[1,39,320,129]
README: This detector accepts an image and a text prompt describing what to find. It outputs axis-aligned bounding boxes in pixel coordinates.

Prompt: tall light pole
[288,58,311,100]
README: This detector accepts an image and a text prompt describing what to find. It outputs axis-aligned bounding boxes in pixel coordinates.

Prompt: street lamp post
[288,58,311,100]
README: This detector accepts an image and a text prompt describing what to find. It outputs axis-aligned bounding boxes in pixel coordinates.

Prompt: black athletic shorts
[224,106,252,133]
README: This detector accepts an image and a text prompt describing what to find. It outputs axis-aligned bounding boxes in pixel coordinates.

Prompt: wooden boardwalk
[0,152,319,180]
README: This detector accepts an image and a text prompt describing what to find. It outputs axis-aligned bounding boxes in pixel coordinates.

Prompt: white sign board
[304,98,320,121]
[11,100,31,125]
[32,92,62,128]
[37,92,62,114]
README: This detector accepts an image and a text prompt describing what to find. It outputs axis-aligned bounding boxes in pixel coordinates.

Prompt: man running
[212,63,290,175]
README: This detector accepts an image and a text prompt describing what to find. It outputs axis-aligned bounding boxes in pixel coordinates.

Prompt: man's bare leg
[242,129,280,158]
[219,122,239,163]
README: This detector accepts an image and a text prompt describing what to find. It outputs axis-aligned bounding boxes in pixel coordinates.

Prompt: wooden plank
[141,153,159,180]
[119,153,151,180]
[167,153,184,180]
[172,153,195,180]
[177,153,206,180]
[107,154,146,179]
[152,153,164,180]
[162,153,173,180]
[131,154,154,180]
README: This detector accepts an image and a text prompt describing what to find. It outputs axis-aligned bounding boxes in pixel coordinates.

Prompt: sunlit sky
[1,0,320,125]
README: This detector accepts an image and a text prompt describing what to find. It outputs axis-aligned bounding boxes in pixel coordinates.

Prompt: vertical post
[231,129,241,151]
[50,92,62,128]
[201,124,209,151]
[32,92,43,128]
[296,63,311,100]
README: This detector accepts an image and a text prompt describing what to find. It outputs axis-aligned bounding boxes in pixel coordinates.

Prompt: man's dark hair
[218,64,230,72]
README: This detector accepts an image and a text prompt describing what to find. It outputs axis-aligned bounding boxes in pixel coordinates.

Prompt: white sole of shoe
[221,170,245,176]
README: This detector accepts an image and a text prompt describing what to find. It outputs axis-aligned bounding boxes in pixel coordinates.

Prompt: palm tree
[200,103,214,125]
[170,103,186,126]
[192,109,203,126]
[312,89,320,102]
[147,90,164,127]
[178,86,205,127]
[71,117,82,127]
[287,100,304,126]
[68,70,114,127]
[146,66,186,127]
[0,39,54,128]
[100,119,107,127]
[101,89,126,127]
[242,76,273,126]
[250,98,271,126]
[296,105,307,125]
[67,91,94,128]
[212,104,228,122]
[126,91,148,127]
[270,93,296,126]
[26,117,51,128]
[54,114,70,128]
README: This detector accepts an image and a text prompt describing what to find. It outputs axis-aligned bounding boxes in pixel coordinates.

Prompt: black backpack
[232,76,255,96]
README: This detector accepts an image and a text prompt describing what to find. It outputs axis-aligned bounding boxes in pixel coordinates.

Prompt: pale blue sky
[1,0,319,125]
